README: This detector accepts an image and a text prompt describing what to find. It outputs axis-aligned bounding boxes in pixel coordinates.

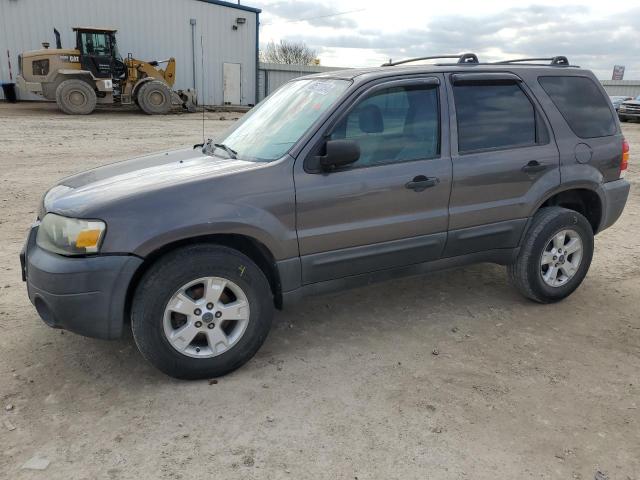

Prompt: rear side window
[453,82,541,153]
[538,76,616,138]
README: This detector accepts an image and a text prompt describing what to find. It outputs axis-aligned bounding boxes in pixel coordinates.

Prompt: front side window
[539,76,616,138]
[329,84,440,167]
[453,81,539,153]
[214,79,350,161]
[80,33,111,56]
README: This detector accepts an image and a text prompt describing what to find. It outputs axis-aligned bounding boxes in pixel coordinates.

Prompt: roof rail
[381,53,479,67]
[494,56,570,66]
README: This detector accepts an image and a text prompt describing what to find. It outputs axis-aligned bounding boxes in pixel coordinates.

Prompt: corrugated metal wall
[0,0,258,105]
[258,62,344,102]
[601,80,640,97]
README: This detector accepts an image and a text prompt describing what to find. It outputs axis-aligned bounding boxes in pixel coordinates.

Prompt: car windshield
[210,78,350,161]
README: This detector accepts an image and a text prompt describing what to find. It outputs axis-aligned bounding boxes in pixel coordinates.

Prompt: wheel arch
[54,72,95,86]
[42,72,95,99]
[124,233,284,328]
[535,186,604,233]
[132,77,156,99]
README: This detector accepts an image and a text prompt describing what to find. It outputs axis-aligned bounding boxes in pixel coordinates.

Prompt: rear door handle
[405,175,439,192]
[522,160,547,173]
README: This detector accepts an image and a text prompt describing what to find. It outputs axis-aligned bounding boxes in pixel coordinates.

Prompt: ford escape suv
[21,54,630,379]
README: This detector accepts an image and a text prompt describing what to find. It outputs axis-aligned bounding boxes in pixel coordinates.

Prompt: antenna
[200,35,205,144]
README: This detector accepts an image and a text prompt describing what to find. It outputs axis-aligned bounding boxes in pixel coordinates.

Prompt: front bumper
[599,178,631,232]
[21,226,143,339]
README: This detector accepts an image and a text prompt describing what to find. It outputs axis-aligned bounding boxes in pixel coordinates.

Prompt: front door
[294,76,453,284]
[223,63,241,104]
[77,31,115,79]
[444,73,561,257]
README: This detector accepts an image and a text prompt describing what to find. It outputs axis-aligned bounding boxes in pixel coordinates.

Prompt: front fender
[132,212,297,261]
[90,159,298,260]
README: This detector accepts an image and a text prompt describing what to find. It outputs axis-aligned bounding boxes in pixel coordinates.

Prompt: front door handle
[522,160,547,173]
[405,175,439,192]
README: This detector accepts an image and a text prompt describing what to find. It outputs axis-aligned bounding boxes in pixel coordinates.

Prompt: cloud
[259,1,358,28]
[264,3,640,78]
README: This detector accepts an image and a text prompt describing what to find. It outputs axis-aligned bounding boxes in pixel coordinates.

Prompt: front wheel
[136,80,172,115]
[508,207,594,303]
[131,245,274,379]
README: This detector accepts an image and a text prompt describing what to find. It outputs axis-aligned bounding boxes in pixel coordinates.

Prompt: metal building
[257,62,344,102]
[600,80,640,98]
[0,0,260,106]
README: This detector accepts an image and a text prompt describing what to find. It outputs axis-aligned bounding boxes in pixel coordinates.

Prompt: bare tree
[260,40,317,65]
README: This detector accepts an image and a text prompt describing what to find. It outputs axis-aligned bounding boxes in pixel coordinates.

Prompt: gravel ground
[1,102,639,480]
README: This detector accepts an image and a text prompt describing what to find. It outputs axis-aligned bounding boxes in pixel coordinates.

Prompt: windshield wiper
[214,143,237,159]
[201,138,238,159]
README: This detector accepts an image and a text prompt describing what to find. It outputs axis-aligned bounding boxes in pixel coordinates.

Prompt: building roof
[196,0,261,14]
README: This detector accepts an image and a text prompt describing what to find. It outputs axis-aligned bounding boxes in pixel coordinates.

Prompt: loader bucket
[178,89,197,113]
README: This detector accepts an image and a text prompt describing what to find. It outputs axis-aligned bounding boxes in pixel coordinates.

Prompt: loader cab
[74,27,119,79]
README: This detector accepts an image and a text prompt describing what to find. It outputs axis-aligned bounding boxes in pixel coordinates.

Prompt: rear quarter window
[538,76,616,138]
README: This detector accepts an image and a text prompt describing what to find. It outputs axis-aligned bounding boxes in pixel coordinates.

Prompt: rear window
[453,82,540,153]
[538,76,616,138]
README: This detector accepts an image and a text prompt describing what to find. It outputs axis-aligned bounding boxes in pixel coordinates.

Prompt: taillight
[621,138,629,177]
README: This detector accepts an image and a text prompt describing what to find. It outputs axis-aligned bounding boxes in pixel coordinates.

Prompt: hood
[621,100,640,106]
[43,147,266,217]
[23,48,80,58]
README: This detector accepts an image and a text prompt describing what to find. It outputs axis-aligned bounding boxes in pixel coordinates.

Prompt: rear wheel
[55,79,97,115]
[136,80,172,115]
[131,245,274,379]
[508,207,594,303]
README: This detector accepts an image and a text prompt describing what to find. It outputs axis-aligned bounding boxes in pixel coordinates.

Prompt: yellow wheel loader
[16,27,197,115]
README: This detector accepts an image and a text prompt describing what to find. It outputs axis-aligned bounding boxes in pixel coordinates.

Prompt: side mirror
[317,139,360,171]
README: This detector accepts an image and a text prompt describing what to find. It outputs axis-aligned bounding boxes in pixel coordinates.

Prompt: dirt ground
[0,102,638,480]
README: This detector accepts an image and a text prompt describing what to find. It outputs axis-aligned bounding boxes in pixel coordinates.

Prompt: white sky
[252,0,640,79]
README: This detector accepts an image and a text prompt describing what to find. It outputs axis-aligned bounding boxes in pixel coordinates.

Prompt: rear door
[444,72,560,257]
[294,75,453,284]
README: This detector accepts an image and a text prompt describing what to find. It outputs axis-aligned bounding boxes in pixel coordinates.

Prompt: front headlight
[36,213,106,256]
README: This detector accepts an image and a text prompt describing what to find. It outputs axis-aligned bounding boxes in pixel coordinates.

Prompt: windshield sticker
[306,81,334,95]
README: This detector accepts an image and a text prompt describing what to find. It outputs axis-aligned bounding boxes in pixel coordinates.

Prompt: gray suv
[21,54,630,379]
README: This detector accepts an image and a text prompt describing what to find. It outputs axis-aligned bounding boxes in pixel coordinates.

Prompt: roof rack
[493,56,570,66]
[381,53,479,67]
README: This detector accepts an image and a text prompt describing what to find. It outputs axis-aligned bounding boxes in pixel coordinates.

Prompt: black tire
[55,79,97,115]
[131,244,274,379]
[619,117,628,122]
[508,207,594,303]
[136,80,172,115]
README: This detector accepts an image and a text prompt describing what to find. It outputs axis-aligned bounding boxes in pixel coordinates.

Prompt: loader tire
[55,79,97,115]
[137,80,172,115]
